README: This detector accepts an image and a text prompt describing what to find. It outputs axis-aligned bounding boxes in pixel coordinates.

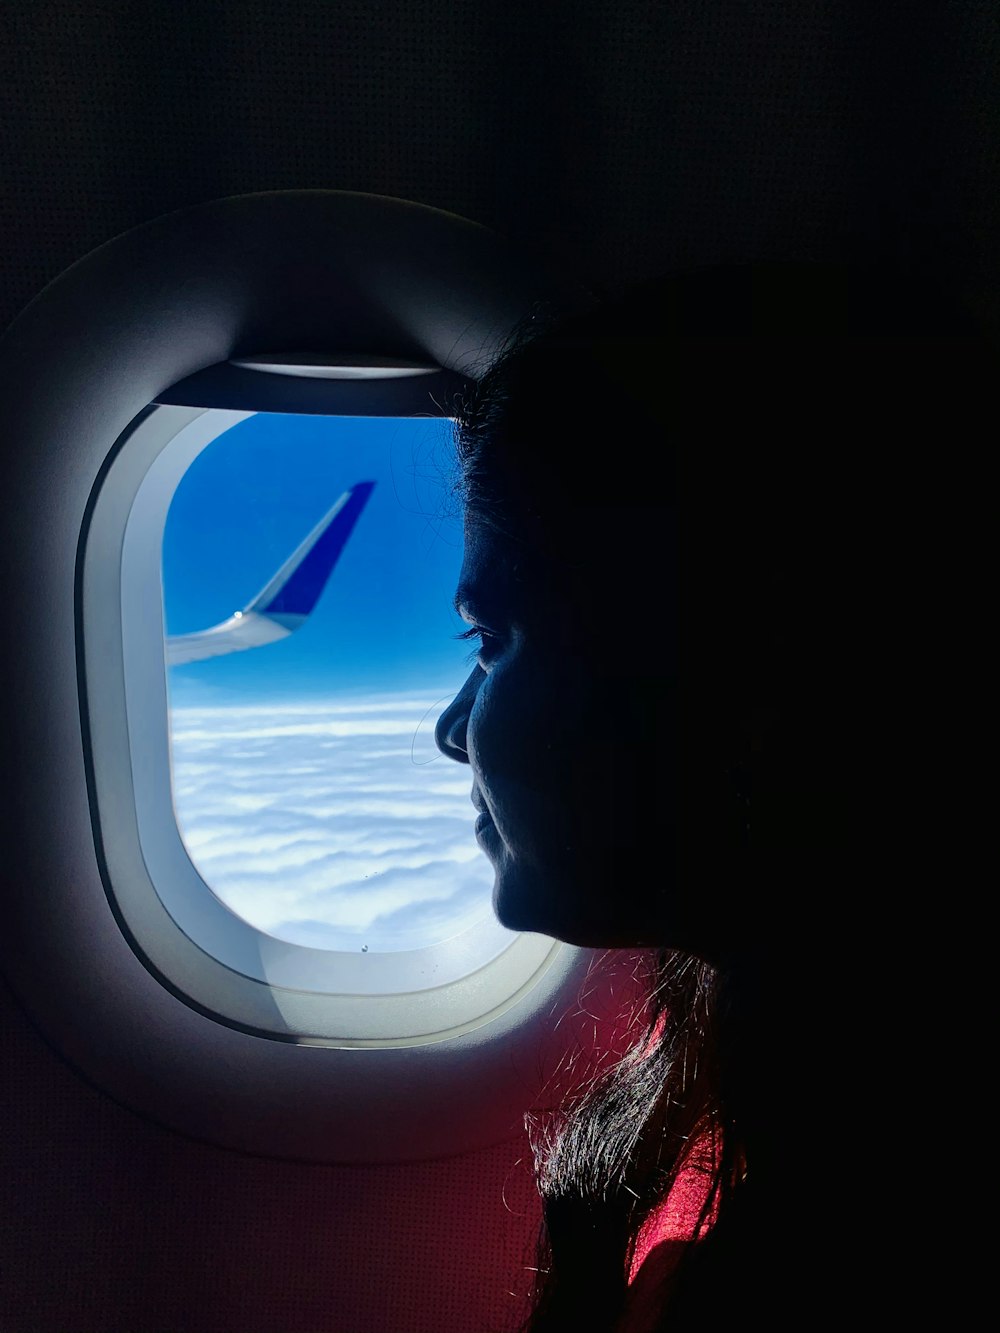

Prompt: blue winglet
[254,481,375,620]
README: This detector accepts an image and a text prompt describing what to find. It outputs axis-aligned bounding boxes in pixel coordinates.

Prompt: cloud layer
[168,693,497,952]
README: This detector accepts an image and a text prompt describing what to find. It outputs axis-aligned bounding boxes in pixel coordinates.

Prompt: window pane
[162,412,492,953]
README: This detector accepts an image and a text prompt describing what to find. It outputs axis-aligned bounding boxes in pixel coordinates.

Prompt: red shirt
[615,1161,717,1333]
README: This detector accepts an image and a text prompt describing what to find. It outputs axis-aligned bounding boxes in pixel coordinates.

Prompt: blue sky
[163,411,473,705]
[159,412,502,954]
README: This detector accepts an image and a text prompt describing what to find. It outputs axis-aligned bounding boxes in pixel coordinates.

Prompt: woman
[434,261,988,1331]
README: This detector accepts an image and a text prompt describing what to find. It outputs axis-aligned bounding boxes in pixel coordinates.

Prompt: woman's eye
[453,624,503,666]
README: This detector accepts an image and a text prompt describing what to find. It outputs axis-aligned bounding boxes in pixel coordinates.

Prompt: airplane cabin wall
[1,4,996,1331]
[0,977,543,1333]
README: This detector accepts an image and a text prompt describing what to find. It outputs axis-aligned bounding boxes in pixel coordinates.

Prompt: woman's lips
[474,810,494,836]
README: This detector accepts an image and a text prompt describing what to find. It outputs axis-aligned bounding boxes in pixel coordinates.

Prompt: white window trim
[84,400,572,1044]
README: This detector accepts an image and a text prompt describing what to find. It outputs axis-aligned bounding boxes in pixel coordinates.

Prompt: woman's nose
[434,668,479,762]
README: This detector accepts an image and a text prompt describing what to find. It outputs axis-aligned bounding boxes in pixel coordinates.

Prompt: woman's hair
[450,261,990,1332]
[516,949,737,1333]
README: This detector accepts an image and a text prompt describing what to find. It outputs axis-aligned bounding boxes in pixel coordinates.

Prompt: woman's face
[435,512,690,950]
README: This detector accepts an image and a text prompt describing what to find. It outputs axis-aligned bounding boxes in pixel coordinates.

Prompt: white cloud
[168,692,496,952]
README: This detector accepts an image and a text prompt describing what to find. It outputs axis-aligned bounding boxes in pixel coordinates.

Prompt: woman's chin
[493,864,677,950]
[493,867,598,945]
[491,869,551,938]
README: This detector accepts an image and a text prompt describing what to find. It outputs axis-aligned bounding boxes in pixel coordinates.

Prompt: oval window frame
[0,190,609,1162]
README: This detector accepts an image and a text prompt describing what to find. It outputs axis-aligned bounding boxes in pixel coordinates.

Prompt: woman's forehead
[457,512,632,629]
[455,521,530,619]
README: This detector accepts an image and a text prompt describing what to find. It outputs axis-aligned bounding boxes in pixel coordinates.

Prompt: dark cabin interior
[1,5,996,1331]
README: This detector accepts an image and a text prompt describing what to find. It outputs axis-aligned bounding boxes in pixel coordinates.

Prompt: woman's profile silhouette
[434,261,989,1332]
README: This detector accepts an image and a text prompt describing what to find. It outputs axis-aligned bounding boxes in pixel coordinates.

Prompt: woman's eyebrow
[453,584,502,622]
[453,587,480,620]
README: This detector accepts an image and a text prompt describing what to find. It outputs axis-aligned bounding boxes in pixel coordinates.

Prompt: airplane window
[85,397,556,1038]
[161,411,495,954]
[5,187,581,1147]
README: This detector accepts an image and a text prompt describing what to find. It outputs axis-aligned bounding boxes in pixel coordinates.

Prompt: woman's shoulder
[620,1178,808,1333]
[615,1166,718,1333]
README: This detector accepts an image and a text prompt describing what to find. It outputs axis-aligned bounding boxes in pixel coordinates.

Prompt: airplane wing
[165,481,375,666]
